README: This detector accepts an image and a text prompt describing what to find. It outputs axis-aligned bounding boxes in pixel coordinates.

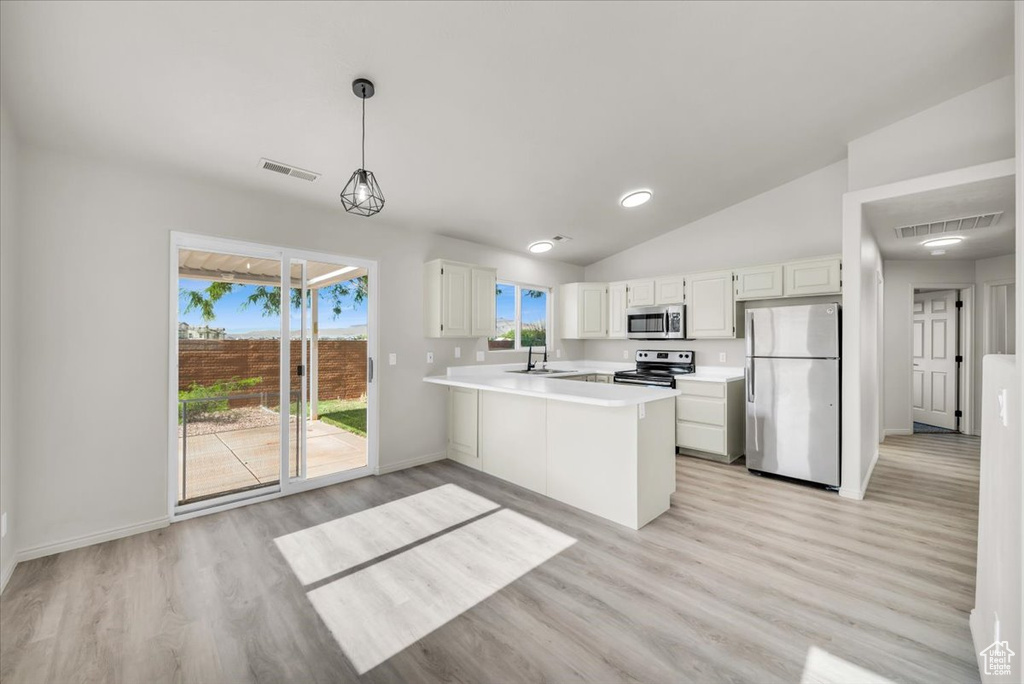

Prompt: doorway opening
[911,286,971,434]
[170,233,377,517]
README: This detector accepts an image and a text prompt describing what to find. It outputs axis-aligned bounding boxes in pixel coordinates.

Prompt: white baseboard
[376,451,446,476]
[16,516,170,564]
[0,557,16,595]
[838,448,880,501]
[884,428,914,437]
[969,609,985,680]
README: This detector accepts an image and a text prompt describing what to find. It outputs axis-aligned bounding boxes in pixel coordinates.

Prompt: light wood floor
[0,433,981,683]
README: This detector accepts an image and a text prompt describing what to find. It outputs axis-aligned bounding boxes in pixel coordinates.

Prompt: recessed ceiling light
[922,236,963,248]
[529,241,553,254]
[931,249,946,256]
[620,190,652,208]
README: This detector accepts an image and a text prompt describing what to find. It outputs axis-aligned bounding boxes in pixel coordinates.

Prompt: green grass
[316,399,367,437]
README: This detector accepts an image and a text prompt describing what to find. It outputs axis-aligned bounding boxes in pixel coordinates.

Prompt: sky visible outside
[178,278,368,333]
[495,282,548,341]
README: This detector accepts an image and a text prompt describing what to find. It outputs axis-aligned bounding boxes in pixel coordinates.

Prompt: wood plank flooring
[0,433,981,683]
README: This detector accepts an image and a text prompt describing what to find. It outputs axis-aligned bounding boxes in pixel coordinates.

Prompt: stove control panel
[635,350,694,364]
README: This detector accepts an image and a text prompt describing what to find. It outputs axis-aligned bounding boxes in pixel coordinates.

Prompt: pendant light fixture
[340,78,385,217]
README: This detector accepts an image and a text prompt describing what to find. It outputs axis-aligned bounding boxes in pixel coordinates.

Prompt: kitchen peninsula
[424,363,680,529]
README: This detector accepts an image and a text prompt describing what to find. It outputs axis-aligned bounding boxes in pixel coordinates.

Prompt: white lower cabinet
[447,387,480,468]
[674,378,745,463]
[479,392,546,493]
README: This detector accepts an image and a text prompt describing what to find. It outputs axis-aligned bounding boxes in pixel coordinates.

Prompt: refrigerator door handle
[746,310,754,358]
[746,358,754,402]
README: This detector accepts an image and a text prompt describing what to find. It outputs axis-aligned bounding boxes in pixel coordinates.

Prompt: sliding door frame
[167,231,379,521]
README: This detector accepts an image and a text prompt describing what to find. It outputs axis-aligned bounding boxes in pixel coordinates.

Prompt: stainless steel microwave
[626,304,686,340]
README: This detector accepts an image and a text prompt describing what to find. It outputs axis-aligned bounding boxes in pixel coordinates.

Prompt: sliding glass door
[172,234,376,514]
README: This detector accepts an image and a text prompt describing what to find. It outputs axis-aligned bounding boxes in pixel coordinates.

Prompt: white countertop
[424,367,680,407]
[678,367,746,382]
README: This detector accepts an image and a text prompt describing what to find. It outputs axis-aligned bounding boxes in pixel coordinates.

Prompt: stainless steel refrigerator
[745,303,840,487]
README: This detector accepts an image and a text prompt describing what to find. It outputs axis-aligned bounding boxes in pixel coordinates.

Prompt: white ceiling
[0,1,1014,265]
[863,175,1016,261]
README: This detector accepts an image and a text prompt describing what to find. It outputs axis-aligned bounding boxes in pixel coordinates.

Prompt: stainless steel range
[613,350,695,388]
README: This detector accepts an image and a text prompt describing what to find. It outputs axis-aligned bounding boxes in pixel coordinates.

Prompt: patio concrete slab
[178,419,367,503]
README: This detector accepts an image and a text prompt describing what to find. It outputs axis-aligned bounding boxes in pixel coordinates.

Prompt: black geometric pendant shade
[341,78,385,217]
[340,168,385,216]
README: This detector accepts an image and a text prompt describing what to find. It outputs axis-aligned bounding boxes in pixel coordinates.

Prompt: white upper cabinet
[734,264,784,301]
[654,276,686,305]
[608,282,628,339]
[561,282,608,339]
[424,259,496,338]
[784,257,842,297]
[627,279,656,307]
[470,267,497,337]
[687,270,736,339]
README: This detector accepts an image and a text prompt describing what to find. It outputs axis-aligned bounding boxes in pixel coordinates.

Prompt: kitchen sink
[506,368,574,375]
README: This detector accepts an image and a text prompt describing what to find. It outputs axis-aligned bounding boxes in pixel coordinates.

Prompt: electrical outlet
[638,403,646,419]
[476,351,485,362]
[454,346,461,359]
[719,352,727,363]
[426,352,434,363]
[388,353,397,366]
[623,349,630,360]
[1,512,7,539]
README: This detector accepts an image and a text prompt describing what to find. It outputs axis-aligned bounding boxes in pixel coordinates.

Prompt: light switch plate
[623,349,630,360]
[476,351,485,362]
[389,353,397,366]
[454,347,461,359]
[426,352,434,363]
[719,352,727,363]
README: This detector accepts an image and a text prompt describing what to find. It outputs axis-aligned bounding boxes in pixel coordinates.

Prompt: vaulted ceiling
[0,1,1014,265]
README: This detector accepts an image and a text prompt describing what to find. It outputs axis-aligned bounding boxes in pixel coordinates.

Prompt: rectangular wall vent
[259,158,321,182]
[893,212,1002,239]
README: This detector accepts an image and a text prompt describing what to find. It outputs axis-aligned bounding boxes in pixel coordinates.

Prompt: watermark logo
[979,639,1015,677]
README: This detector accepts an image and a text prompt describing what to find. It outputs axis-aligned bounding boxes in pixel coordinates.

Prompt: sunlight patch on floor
[274,484,499,585]
[307,507,576,674]
[801,646,895,684]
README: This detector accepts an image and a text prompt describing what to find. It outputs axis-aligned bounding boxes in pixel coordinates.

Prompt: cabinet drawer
[676,422,726,454]
[676,396,725,426]
[675,379,726,399]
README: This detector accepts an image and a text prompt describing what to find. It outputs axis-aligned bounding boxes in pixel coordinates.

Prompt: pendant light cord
[361,86,366,170]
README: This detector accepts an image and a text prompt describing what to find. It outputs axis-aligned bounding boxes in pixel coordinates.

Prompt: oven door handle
[614,377,672,387]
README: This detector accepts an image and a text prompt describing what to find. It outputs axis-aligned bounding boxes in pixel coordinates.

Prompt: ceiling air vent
[551,234,573,243]
[893,212,1002,239]
[259,158,321,182]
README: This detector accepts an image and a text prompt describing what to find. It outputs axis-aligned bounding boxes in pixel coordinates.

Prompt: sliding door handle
[368,357,374,383]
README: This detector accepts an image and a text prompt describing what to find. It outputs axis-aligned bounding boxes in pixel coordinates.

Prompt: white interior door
[912,290,958,430]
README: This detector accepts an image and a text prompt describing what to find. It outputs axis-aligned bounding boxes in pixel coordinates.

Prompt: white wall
[10,142,585,556]
[847,76,1015,191]
[881,255,1015,436]
[0,106,19,588]
[580,160,847,366]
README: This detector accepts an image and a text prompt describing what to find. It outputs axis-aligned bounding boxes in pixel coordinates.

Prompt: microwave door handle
[664,311,670,335]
